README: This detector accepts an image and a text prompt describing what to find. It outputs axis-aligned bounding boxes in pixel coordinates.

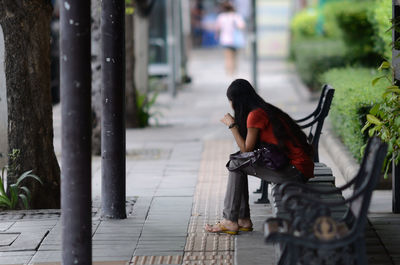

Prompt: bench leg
[254,180,270,204]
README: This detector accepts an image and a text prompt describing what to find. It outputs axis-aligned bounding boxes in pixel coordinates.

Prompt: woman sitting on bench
[205,79,314,235]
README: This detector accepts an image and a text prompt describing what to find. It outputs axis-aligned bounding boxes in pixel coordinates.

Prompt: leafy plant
[362,61,400,178]
[0,149,43,210]
[137,91,160,127]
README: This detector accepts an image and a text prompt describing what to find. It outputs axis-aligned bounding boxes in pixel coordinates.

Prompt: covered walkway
[0,47,396,264]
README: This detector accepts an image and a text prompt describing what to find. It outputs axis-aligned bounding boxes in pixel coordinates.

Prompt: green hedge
[320,67,388,161]
[290,8,318,40]
[292,38,348,90]
[321,1,345,38]
[290,0,392,91]
[368,0,392,60]
[334,1,383,65]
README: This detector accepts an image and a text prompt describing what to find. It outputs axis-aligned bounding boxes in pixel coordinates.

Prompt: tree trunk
[125,13,139,128]
[91,0,102,155]
[0,0,60,209]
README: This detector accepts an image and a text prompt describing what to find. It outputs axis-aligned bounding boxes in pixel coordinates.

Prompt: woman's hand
[220,113,235,127]
[220,113,259,152]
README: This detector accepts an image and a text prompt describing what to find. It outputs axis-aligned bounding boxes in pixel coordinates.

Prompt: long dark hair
[226,79,313,157]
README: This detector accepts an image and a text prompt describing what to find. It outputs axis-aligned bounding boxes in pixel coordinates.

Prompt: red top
[247,108,314,179]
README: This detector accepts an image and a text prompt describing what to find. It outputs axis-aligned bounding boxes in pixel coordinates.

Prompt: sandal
[239,226,253,232]
[238,219,253,232]
[205,222,239,235]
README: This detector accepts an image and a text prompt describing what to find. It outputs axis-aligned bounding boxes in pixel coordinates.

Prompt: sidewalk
[0,47,397,265]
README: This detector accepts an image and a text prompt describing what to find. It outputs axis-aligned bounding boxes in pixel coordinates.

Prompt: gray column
[101,0,127,219]
[392,0,400,213]
[251,0,258,91]
[0,25,7,169]
[60,0,92,264]
[134,12,149,96]
[166,0,177,96]
[174,0,183,86]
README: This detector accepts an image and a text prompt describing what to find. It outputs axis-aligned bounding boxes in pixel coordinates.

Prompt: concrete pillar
[60,0,92,263]
[166,0,176,96]
[134,13,149,96]
[251,0,258,92]
[392,0,400,213]
[0,25,8,169]
[101,0,127,219]
[173,0,182,85]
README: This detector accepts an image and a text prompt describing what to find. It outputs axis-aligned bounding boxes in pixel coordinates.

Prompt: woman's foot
[238,218,253,231]
[205,219,239,235]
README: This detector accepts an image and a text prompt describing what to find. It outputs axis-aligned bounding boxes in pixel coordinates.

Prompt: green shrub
[334,1,383,65]
[368,0,392,60]
[322,1,345,38]
[293,38,348,90]
[291,8,318,40]
[320,67,387,161]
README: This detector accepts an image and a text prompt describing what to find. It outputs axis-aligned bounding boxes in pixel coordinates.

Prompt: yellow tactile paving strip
[126,140,233,265]
[183,140,235,265]
[33,261,130,265]
[130,255,183,265]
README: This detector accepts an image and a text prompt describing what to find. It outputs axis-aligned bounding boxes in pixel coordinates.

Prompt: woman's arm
[221,113,259,152]
[231,127,259,152]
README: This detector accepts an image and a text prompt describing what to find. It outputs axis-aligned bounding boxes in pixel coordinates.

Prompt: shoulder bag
[226,142,289,171]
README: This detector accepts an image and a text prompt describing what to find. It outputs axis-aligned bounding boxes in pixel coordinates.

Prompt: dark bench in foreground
[264,137,387,265]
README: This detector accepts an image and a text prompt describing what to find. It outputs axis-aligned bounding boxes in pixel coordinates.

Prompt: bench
[264,137,387,265]
[254,85,335,204]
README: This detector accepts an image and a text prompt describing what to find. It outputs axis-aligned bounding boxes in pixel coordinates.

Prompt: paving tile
[30,250,62,263]
[38,243,61,251]
[32,261,130,265]
[92,234,139,241]
[0,229,48,252]
[0,251,34,264]
[135,244,185,252]
[93,246,134,257]
[0,222,14,232]
[92,240,137,246]
[11,220,57,227]
[130,255,182,265]
[0,233,20,246]
[132,250,184,257]
[185,234,235,252]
